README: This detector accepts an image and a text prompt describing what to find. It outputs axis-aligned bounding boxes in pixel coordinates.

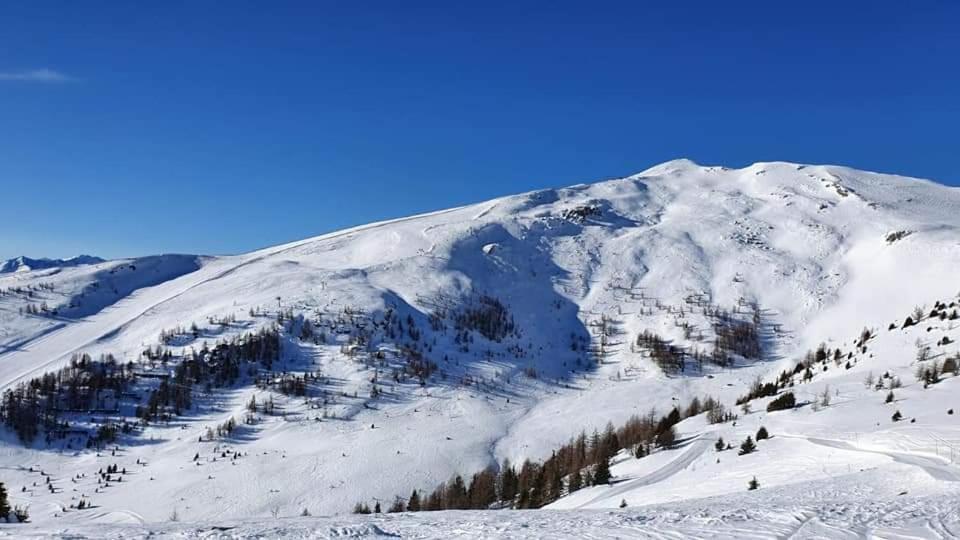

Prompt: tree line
[356,394,732,512]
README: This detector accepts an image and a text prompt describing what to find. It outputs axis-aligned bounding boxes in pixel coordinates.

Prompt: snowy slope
[1,159,960,534]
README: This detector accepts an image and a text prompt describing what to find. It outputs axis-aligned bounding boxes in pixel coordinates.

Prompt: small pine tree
[0,482,9,519]
[715,437,725,452]
[748,476,759,490]
[593,456,611,485]
[892,410,903,422]
[407,489,421,512]
[885,391,894,403]
[756,426,769,441]
[568,468,583,492]
[739,436,757,455]
[619,498,628,508]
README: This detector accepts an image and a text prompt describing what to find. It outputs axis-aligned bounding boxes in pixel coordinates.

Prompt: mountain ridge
[0,254,105,274]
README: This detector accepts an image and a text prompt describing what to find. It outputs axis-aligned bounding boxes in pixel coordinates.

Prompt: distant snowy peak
[0,254,105,273]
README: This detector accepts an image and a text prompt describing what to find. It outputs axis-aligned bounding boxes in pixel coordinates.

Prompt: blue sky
[2,1,958,261]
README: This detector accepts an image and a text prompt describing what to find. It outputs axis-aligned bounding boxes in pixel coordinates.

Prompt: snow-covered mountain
[0,255,104,274]
[1,159,959,537]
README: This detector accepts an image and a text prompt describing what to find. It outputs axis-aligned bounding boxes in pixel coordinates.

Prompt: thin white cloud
[0,68,74,83]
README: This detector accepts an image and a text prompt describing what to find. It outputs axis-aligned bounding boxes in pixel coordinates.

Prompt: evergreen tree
[593,454,611,485]
[468,468,497,509]
[407,489,421,512]
[446,475,468,509]
[568,468,582,493]
[748,476,759,490]
[715,437,725,452]
[655,425,676,447]
[498,460,517,505]
[0,482,9,519]
[756,426,769,441]
[739,436,757,455]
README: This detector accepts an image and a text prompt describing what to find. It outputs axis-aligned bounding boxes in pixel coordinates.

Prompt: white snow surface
[2,159,960,537]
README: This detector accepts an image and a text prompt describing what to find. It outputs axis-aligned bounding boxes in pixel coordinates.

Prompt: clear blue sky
[2,1,958,261]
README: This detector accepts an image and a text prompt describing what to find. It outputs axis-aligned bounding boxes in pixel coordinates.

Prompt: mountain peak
[637,158,704,176]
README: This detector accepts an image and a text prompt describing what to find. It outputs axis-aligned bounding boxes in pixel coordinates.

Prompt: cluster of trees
[179,327,281,386]
[560,204,602,223]
[358,395,733,512]
[712,313,761,361]
[2,282,54,297]
[0,353,137,443]
[159,323,201,345]
[715,427,769,457]
[736,377,780,405]
[138,327,281,423]
[453,295,517,342]
[899,301,958,329]
[203,417,237,440]
[268,373,311,397]
[928,302,959,322]
[766,392,796,412]
[636,330,687,373]
[142,345,174,363]
[1,325,282,446]
[135,376,192,423]
[634,302,764,375]
[915,355,959,387]
[21,302,55,316]
[739,340,860,409]
[395,347,438,385]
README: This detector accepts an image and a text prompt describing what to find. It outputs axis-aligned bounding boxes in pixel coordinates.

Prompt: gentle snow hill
[1,159,960,532]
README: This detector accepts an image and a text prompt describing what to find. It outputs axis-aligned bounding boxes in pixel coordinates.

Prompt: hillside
[1,159,959,535]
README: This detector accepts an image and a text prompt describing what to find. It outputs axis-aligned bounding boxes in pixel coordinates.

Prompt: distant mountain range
[0,254,105,273]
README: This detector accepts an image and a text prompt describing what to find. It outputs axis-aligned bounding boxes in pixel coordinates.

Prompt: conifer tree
[407,489,421,512]
[0,482,9,519]
[498,460,517,505]
[568,468,582,493]
[593,454,611,485]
